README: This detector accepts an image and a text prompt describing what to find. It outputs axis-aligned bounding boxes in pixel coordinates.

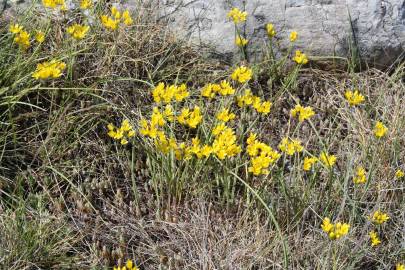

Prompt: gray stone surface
[158,0,405,67]
[2,0,404,67]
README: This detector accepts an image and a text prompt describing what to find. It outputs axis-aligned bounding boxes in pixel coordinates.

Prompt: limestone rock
[159,0,405,68]
[2,0,404,67]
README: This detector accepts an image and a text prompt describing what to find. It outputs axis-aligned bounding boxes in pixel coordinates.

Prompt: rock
[2,0,404,68]
[158,0,405,68]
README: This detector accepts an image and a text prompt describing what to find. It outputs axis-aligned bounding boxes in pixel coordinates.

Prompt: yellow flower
[235,36,248,47]
[321,217,333,233]
[212,123,227,136]
[163,105,175,122]
[201,83,216,99]
[202,81,234,98]
[246,134,281,175]
[369,231,381,247]
[211,125,241,160]
[395,169,404,179]
[255,101,272,115]
[371,210,389,225]
[345,89,365,106]
[319,151,336,168]
[120,138,128,145]
[293,50,308,65]
[241,95,272,117]
[155,133,177,154]
[111,6,121,19]
[113,259,139,270]
[397,264,405,270]
[151,107,166,127]
[290,104,315,122]
[353,166,367,184]
[178,106,202,129]
[67,24,90,40]
[290,31,297,42]
[60,3,68,11]
[174,84,189,101]
[187,137,203,158]
[107,119,135,144]
[32,60,66,80]
[35,30,45,43]
[9,23,23,34]
[152,83,189,104]
[80,0,92,9]
[374,121,388,138]
[122,10,133,26]
[303,156,317,171]
[139,119,159,139]
[13,30,31,49]
[216,108,236,123]
[42,0,65,9]
[101,15,120,31]
[216,80,235,96]
[278,138,304,156]
[321,217,350,240]
[236,89,254,107]
[266,23,276,38]
[231,66,252,83]
[227,7,247,24]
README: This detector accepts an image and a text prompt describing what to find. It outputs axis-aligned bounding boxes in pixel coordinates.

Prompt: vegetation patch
[0,1,404,269]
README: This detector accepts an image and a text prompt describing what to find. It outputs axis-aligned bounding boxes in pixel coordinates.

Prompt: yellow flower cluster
[227,7,247,24]
[235,36,248,47]
[35,30,45,43]
[9,24,30,49]
[231,66,253,83]
[139,106,172,139]
[319,151,337,168]
[32,60,66,80]
[9,23,23,34]
[155,124,241,161]
[211,124,241,160]
[101,6,133,31]
[396,169,404,179]
[67,24,90,40]
[113,259,139,270]
[246,133,281,175]
[216,108,236,123]
[345,89,365,106]
[80,0,92,9]
[290,104,315,122]
[371,210,389,225]
[154,133,178,155]
[179,137,212,160]
[278,138,304,156]
[369,230,381,247]
[353,166,367,184]
[321,217,350,240]
[10,24,46,49]
[201,81,235,99]
[178,106,203,129]
[397,264,405,270]
[152,82,189,104]
[290,31,297,42]
[237,89,272,115]
[374,121,388,138]
[42,0,65,9]
[293,50,308,65]
[303,156,317,171]
[302,153,336,171]
[266,23,276,38]
[107,119,135,145]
